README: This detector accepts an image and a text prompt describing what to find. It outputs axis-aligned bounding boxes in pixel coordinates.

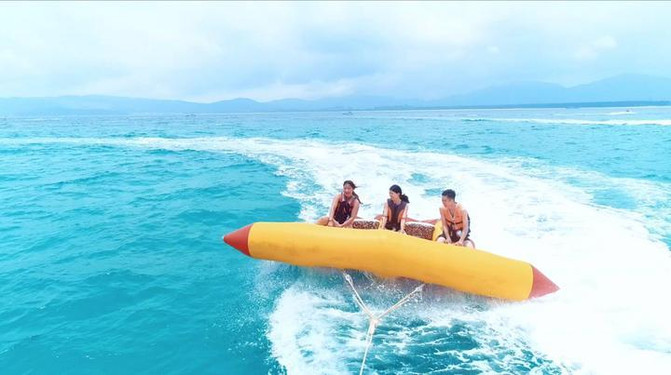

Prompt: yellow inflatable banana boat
[223,222,558,301]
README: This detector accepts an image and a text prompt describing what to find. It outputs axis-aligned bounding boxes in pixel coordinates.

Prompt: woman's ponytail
[389,184,409,203]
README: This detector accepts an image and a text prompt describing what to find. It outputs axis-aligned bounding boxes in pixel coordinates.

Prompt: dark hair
[442,189,456,200]
[390,184,409,203]
[343,180,362,204]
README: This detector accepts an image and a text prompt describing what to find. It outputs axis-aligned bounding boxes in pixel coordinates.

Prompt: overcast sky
[1,1,670,102]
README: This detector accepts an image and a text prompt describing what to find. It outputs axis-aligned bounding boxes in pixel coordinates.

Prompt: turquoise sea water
[1,107,670,374]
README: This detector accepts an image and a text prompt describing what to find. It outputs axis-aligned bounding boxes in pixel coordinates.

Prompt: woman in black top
[316,180,361,228]
[378,184,409,234]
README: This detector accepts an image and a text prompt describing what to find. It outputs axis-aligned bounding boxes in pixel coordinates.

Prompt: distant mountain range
[438,74,671,107]
[1,73,670,115]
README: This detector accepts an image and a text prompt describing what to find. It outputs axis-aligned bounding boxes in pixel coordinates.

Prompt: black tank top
[385,199,407,231]
[333,196,354,224]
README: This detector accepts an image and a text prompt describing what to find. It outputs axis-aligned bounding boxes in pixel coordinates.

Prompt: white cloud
[574,36,618,61]
[593,36,618,50]
[0,2,669,101]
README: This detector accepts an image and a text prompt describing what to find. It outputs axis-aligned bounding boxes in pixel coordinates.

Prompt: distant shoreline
[0,98,669,116]
[370,100,671,111]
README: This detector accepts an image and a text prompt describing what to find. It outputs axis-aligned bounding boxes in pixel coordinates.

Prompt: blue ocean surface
[1,107,670,374]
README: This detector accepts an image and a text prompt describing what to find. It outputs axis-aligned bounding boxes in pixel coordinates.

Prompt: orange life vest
[445,204,467,231]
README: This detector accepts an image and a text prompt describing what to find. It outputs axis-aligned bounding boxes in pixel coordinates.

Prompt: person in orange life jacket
[436,189,475,248]
[377,184,410,234]
[316,180,362,228]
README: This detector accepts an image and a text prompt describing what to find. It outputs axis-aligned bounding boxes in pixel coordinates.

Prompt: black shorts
[333,215,349,225]
[437,231,469,243]
[385,222,401,231]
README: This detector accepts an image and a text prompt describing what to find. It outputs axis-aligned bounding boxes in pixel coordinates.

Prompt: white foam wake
[463,118,671,126]
[607,111,636,115]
